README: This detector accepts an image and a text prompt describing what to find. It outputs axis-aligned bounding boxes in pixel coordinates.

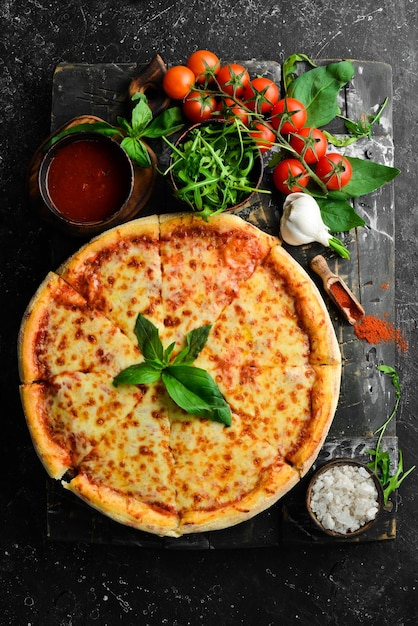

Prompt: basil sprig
[113,314,231,426]
[45,93,184,168]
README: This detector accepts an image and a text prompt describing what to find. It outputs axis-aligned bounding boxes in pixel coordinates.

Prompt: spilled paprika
[354,314,407,351]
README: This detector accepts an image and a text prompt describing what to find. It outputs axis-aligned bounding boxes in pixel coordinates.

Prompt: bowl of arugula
[166,119,267,220]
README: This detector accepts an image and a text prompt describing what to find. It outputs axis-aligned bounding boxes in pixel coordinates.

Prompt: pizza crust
[57,214,163,345]
[64,472,181,537]
[18,272,141,383]
[18,212,341,536]
[179,459,299,534]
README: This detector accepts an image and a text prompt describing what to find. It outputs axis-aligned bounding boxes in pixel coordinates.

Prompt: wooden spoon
[310,255,365,325]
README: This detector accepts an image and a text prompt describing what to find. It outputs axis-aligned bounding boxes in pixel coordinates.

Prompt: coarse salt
[309,464,380,534]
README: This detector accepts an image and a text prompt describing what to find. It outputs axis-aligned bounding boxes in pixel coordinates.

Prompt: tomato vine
[161,50,400,235]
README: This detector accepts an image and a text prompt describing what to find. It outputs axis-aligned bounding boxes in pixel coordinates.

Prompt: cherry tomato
[162,65,196,100]
[270,98,307,134]
[182,90,217,123]
[186,49,220,83]
[273,159,310,194]
[315,153,353,190]
[249,122,276,153]
[217,98,250,125]
[243,77,280,113]
[290,127,328,164]
[216,63,250,98]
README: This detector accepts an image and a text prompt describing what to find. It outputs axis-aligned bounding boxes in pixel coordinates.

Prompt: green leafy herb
[282,53,317,93]
[287,59,355,128]
[316,196,366,233]
[172,324,212,365]
[113,313,232,426]
[164,119,270,220]
[345,97,389,141]
[336,157,400,199]
[312,157,399,231]
[45,93,184,168]
[162,366,232,425]
[322,98,389,148]
[366,365,415,504]
[46,121,121,145]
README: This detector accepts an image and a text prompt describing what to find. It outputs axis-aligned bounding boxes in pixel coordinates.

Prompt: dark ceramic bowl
[169,120,264,214]
[306,458,384,537]
[36,128,157,237]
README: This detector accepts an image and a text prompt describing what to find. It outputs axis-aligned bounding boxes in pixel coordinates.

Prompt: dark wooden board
[43,59,397,546]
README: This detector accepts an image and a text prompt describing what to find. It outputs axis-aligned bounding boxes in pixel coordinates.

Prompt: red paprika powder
[354,314,407,351]
[329,282,364,323]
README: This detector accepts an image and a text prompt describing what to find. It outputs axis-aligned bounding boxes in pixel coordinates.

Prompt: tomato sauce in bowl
[40,133,134,224]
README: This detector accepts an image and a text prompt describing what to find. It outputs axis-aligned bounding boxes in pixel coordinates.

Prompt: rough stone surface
[1,1,417,624]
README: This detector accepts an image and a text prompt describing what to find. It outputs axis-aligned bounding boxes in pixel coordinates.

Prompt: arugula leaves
[366,365,415,504]
[113,314,231,426]
[45,93,184,168]
[328,97,389,146]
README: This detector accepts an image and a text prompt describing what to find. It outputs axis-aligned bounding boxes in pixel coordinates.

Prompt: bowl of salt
[306,458,384,537]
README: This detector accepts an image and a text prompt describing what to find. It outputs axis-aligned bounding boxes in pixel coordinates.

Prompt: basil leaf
[142,107,184,139]
[113,362,161,386]
[44,122,122,150]
[282,53,316,93]
[134,313,164,363]
[377,364,398,376]
[131,95,153,136]
[173,324,212,365]
[117,116,133,135]
[317,197,366,232]
[162,365,232,426]
[337,157,400,198]
[323,130,359,148]
[120,137,152,167]
[163,342,176,363]
[288,61,355,128]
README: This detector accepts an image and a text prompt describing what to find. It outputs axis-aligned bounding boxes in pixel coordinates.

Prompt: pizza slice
[194,243,341,370]
[18,272,141,383]
[64,384,180,537]
[58,215,163,345]
[166,400,299,534]
[158,212,277,348]
[20,371,146,479]
[197,360,341,474]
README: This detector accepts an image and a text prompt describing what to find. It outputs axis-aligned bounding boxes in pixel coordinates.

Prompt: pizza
[18,212,341,537]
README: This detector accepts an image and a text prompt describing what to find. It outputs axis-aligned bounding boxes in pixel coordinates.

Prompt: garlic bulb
[280,192,350,259]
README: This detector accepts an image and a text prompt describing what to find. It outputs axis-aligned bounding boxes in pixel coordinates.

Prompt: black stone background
[1,1,417,624]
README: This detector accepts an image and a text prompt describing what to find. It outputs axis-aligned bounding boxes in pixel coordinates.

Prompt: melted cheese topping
[19,213,341,536]
[19,273,141,382]
[59,215,163,344]
[159,213,275,349]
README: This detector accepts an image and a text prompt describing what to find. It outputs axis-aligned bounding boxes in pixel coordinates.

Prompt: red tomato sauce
[46,138,132,223]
